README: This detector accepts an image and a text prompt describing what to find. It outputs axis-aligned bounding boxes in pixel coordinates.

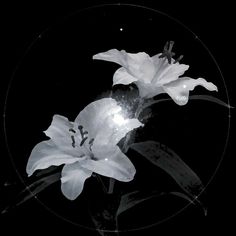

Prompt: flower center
[69,126,94,150]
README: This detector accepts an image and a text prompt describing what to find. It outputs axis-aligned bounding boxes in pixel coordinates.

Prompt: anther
[78,125,88,139]
[89,138,94,144]
[89,138,95,151]
[71,135,76,148]
[159,41,176,64]
[80,137,88,146]
[91,155,98,161]
[69,128,76,133]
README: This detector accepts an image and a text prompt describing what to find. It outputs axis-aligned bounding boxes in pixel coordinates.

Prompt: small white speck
[105,158,108,161]
[120,28,123,32]
[183,84,187,89]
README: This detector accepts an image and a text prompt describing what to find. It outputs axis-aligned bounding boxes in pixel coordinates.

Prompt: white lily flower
[26,98,143,200]
[93,43,218,105]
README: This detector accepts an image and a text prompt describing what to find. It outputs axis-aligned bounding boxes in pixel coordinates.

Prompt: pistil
[159,41,176,64]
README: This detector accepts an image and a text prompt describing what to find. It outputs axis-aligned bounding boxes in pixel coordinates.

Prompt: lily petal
[163,77,218,105]
[61,162,92,200]
[93,49,153,79]
[75,98,121,139]
[93,49,126,66]
[44,115,73,138]
[81,146,136,182]
[44,115,74,148]
[136,81,165,98]
[113,67,138,86]
[26,140,79,176]
[152,54,189,85]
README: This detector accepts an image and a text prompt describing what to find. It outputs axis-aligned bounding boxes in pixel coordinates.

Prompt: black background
[0,1,234,235]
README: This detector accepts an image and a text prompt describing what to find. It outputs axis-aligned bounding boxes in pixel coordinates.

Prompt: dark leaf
[169,191,194,204]
[35,165,59,177]
[169,191,207,216]
[88,193,120,235]
[117,190,206,217]
[189,95,232,108]
[137,95,231,118]
[117,190,165,216]
[1,172,60,214]
[130,141,204,200]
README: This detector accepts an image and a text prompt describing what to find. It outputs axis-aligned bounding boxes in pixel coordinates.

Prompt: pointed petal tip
[61,189,78,201]
[197,78,218,92]
[92,49,119,60]
[60,163,92,201]
[92,54,99,60]
[26,171,32,177]
[124,169,136,182]
[140,122,145,127]
[213,84,218,92]
[26,162,34,177]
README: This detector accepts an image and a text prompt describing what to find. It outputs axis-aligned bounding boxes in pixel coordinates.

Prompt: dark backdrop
[0,1,234,235]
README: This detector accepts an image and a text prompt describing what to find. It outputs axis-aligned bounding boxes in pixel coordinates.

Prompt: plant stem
[95,174,108,193]
[108,178,115,194]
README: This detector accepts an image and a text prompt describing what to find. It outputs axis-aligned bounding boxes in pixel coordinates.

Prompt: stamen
[159,41,184,65]
[91,154,98,161]
[77,124,90,146]
[78,125,83,130]
[163,41,169,51]
[89,138,95,151]
[89,138,94,144]
[80,137,88,146]
[174,55,184,64]
[71,135,76,148]
[78,125,88,139]
[168,41,174,52]
[69,128,76,133]
[159,41,176,64]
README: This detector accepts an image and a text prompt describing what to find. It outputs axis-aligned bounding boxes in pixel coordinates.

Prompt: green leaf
[189,95,232,108]
[169,191,207,216]
[130,141,204,200]
[35,166,59,178]
[117,190,206,217]
[117,190,165,216]
[88,193,120,235]
[1,172,60,214]
[137,95,232,118]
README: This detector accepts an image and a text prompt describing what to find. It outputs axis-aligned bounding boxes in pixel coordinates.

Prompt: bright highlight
[112,114,127,126]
